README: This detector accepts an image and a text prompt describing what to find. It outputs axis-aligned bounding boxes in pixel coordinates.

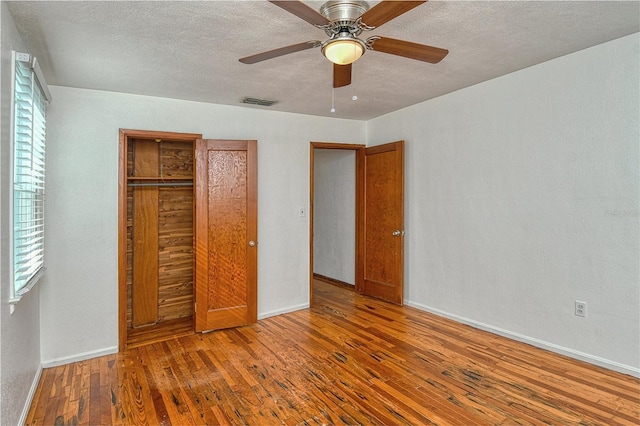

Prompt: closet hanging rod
[126,176,192,181]
[127,182,194,188]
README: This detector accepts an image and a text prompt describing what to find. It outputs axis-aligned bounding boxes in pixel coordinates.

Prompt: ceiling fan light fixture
[322,35,366,65]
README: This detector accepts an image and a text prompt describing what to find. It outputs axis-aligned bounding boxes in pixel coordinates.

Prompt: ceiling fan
[239,0,448,88]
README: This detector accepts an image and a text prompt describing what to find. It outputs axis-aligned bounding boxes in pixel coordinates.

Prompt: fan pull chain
[352,61,358,101]
[330,87,336,113]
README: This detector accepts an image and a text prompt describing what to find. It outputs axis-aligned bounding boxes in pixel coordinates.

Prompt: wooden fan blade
[269,1,329,26]
[333,64,352,88]
[239,41,320,64]
[360,1,426,28]
[369,36,448,63]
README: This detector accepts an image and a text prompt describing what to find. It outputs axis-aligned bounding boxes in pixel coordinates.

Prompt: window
[10,51,51,302]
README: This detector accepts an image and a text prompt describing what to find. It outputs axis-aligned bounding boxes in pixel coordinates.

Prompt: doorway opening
[310,142,365,304]
[310,140,406,306]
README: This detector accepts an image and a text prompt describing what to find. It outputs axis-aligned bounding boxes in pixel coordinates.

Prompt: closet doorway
[118,129,201,350]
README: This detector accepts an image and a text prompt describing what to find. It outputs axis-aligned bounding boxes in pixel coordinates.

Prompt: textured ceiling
[6,1,640,120]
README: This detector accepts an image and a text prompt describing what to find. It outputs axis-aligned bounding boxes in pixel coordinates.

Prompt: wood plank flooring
[126,316,194,349]
[27,280,640,425]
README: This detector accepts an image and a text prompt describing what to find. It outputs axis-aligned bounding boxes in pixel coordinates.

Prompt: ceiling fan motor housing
[320,0,370,38]
[320,0,369,22]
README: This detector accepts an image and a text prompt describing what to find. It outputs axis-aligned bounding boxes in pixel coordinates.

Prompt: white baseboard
[19,362,43,426]
[42,346,119,369]
[258,303,310,320]
[405,300,640,378]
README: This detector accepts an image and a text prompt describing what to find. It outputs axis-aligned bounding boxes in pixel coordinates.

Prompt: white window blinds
[12,51,50,299]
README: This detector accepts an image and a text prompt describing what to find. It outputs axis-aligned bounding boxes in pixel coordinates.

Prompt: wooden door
[358,141,404,304]
[194,139,257,332]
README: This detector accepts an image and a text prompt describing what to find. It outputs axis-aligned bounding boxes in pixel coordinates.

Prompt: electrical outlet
[575,301,587,317]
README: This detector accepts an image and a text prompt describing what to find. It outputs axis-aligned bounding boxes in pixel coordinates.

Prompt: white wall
[0,3,42,424]
[367,34,640,375]
[40,86,365,364]
[313,149,356,284]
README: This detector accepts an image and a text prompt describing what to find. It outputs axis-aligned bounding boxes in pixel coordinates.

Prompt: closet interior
[125,137,195,347]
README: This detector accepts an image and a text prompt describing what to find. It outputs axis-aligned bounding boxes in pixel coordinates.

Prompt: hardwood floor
[126,316,194,349]
[27,280,639,425]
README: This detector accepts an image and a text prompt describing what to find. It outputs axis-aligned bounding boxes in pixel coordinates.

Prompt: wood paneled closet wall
[126,137,194,328]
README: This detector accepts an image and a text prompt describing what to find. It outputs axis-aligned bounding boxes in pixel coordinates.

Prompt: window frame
[9,50,52,305]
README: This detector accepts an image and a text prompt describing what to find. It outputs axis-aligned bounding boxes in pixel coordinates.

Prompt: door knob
[248,240,256,247]
[392,230,404,237]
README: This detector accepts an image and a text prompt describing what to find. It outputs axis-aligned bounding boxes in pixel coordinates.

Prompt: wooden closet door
[194,139,257,332]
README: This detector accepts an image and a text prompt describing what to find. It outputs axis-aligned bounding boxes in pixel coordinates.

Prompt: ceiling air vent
[242,97,278,107]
